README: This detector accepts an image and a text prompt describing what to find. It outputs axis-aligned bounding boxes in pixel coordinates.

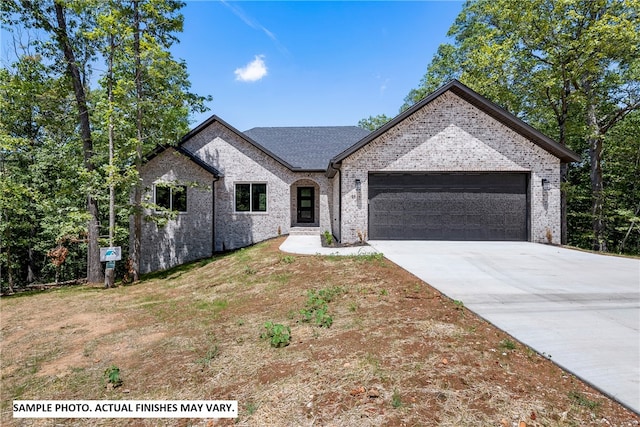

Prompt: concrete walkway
[279,234,379,256]
[367,241,640,414]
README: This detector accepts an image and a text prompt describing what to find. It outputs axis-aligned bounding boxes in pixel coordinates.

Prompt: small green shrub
[104,365,122,388]
[313,307,333,327]
[299,287,344,328]
[261,322,291,348]
[322,230,333,246]
[280,255,295,264]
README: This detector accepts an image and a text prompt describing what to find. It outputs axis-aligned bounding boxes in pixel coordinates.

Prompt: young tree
[127,0,210,281]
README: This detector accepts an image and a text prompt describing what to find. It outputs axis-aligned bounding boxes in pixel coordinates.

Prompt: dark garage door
[368,172,528,241]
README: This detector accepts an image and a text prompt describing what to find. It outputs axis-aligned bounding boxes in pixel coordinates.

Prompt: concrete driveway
[368,241,640,413]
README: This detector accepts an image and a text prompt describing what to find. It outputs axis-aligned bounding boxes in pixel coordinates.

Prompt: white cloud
[234,55,268,82]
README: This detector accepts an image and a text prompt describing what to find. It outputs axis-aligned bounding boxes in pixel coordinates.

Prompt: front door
[297,187,315,223]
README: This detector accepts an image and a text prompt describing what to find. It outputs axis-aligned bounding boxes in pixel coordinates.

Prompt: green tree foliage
[1,55,88,289]
[358,114,392,132]
[1,1,210,291]
[403,0,640,253]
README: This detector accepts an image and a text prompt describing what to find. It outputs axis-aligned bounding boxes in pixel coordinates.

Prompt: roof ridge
[245,125,367,130]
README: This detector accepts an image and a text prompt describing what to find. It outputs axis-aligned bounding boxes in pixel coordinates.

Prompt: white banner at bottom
[13,400,238,418]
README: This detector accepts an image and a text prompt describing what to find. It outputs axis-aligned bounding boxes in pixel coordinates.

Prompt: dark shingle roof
[243,126,370,170]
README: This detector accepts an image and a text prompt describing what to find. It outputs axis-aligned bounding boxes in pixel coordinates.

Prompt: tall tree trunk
[54,1,103,283]
[558,78,571,245]
[6,245,14,294]
[27,235,37,283]
[105,32,116,289]
[586,100,607,252]
[130,0,143,282]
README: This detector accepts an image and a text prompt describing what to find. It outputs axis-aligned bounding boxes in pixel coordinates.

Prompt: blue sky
[0,1,464,131]
[174,1,464,130]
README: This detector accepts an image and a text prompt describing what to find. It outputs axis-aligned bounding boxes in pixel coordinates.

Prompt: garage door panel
[368,172,528,241]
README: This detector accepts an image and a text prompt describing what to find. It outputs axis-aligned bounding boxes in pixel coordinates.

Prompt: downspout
[327,161,341,241]
[212,176,219,254]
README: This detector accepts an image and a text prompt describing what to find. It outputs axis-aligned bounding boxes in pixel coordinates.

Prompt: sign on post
[100,247,122,262]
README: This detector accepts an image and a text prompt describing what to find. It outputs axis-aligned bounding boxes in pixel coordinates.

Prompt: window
[235,183,267,212]
[155,184,187,212]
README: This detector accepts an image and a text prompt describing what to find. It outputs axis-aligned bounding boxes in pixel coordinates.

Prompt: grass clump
[391,389,403,408]
[280,255,295,264]
[499,338,517,351]
[568,391,600,410]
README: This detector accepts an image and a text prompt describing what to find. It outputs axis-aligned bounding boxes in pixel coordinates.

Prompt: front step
[289,227,321,236]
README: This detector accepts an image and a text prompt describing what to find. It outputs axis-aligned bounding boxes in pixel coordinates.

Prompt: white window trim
[154,183,188,213]
[234,182,268,214]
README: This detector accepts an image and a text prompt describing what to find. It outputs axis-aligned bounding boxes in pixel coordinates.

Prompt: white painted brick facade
[338,92,561,245]
[181,121,332,252]
[137,119,335,273]
[137,148,216,274]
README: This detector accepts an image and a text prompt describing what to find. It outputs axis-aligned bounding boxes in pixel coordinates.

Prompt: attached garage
[368,172,529,241]
[328,80,581,245]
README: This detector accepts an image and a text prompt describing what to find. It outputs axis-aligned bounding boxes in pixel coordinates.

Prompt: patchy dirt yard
[1,237,638,426]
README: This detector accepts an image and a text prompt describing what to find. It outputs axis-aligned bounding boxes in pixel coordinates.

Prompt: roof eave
[326,160,341,178]
[176,146,222,178]
[447,83,581,163]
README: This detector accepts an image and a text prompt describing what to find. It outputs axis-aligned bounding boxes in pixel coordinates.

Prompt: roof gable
[146,114,302,173]
[145,144,222,178]
[329,80,580,174]
[180,115,298,170]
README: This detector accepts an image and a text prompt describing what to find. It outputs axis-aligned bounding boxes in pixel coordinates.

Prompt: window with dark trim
[235,183,267,212]
[155,184,187,212]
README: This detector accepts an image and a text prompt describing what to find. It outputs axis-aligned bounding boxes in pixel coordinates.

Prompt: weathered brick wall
[339,91,561,244]
[181,121,332,252]
[137,148,216,274]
